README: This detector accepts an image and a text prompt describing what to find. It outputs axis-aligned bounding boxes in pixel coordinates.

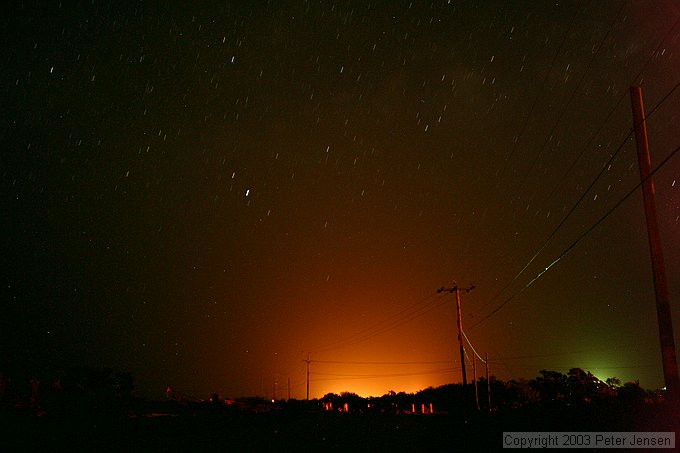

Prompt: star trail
[3,0,680,399]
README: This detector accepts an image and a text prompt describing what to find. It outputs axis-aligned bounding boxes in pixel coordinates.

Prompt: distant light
[245,189,250,197]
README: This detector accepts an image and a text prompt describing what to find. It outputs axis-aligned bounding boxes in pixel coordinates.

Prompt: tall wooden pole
[438,284,474,386]
[272,377,277,401]
[455,287,468,386]
[630,86,680,396]
[486,353,491,410]
[473,355,480,411]
[305,352,311,400]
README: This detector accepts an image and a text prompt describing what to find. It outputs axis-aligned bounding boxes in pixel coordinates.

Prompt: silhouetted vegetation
[2,366,677,451]
[1,366,134,417]
[0,366,671,418]
[316,367,665,415]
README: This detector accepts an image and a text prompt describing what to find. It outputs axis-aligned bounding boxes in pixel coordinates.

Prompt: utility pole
[438,284,474,386]
[630,86,680,396]
[486,353,491,411]
[304,352,311,400]
[288,377,291,401]
[473,355,480,411]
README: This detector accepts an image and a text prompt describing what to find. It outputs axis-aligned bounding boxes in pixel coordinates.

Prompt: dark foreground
[2,403,678,452]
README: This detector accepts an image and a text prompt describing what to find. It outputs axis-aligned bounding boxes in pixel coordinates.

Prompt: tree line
[1,366,665,417]
[318,368,662,414]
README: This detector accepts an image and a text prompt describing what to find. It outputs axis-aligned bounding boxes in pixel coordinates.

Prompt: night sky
[3,0,680,400]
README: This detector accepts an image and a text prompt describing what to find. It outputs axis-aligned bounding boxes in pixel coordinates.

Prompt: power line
[474,2,625,292]
[312,344,640,367]
[476,13,680,315]
[473,76,680,319]
[312,369,457,377]
[328,296,448,351]
[495,1,584,184]
[310,368,461,380]
[544,11,680,205]
[513,0,626,196]
[472,128,635,317]
[311,359,454,365]
[462,330,486,364]
[310,292,447,353]
[469,140,680,329]
[489,364,657,370]
[492,345,639,361]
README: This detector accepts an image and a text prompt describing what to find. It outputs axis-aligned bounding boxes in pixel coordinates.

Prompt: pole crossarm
[437,283,475,387]
[437,284,475,294]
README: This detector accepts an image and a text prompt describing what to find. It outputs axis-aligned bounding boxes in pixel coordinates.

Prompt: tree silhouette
[617,381,646,407]
[45,366,134,416]
[531,370,568,402]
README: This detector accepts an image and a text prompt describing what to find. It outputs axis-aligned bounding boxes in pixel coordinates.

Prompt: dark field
[3,403,678,452]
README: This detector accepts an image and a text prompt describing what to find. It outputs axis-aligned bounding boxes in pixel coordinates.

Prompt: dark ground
[2,403,678,452]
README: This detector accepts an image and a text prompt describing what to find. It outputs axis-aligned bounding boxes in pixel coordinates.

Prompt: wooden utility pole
[304,353,311,400]
[473,355,480,411]
[485,353,491,411]
[630,86,680,396]
[437,284,474,386]
[272,376,277,402]
[455,287,467,386]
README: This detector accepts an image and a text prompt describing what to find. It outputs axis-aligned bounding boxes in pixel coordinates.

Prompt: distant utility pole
[630,86,680,396]
[304,352,311,400]
[272,376,277,402]
[486,353,491,411]
[288,377,291,401]
[473,355,480,411]
[437,284,475,386]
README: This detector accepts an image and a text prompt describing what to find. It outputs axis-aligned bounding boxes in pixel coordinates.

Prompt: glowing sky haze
[3,0,680,399]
